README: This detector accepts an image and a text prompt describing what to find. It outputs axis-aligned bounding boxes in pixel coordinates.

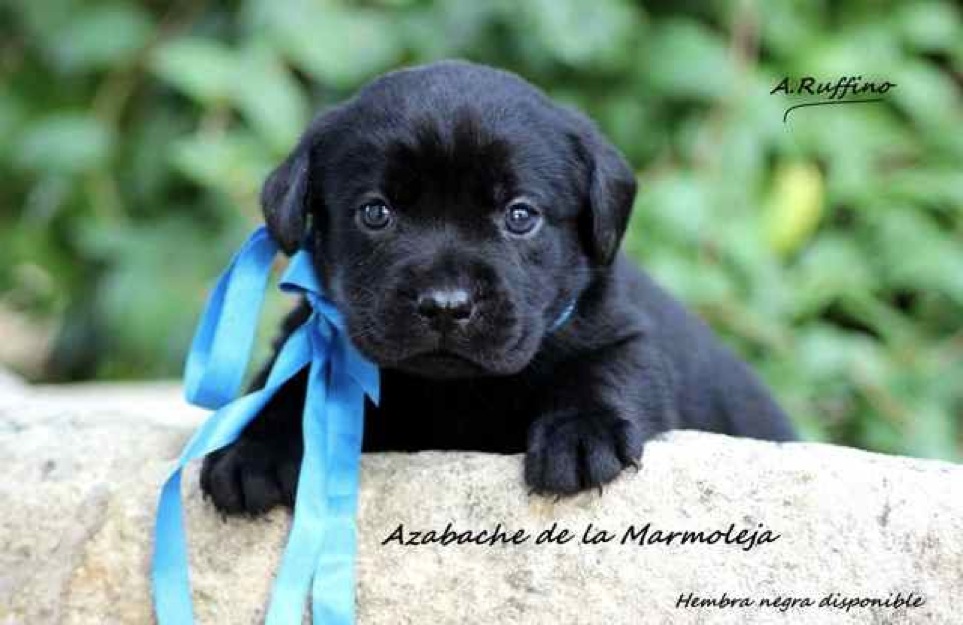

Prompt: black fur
[200,60,795,514]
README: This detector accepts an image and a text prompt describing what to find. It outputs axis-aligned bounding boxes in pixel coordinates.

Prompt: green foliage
[1,0,960,460]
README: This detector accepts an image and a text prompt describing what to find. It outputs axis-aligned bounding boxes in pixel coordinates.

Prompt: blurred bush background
[0,0,960,460]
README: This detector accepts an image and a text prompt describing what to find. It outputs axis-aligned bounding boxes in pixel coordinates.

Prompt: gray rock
[0,367,25,393]
[1,384,960,624]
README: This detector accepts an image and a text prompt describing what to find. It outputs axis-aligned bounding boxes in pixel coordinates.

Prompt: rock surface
[1,382,961,624]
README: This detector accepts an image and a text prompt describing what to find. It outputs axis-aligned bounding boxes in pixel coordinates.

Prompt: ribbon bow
[152,226,379,624]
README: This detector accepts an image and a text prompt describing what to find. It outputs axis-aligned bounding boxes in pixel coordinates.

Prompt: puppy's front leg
[199,302,310,516]
[525,340,673,495]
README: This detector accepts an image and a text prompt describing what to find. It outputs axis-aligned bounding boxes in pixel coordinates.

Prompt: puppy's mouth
[394,349,488,379]
[340,299,539,379]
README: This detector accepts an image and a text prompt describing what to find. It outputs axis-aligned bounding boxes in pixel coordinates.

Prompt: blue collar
[549,299,577,333]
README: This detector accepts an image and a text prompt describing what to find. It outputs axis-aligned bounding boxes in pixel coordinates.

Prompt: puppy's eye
[358,200,393,230]
[503,201,541,236]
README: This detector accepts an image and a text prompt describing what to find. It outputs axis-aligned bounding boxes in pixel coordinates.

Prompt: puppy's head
[262,61,636,379]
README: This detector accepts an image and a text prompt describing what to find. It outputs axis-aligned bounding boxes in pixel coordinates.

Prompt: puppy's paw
[200,436,301,517]
[525,410,644,495]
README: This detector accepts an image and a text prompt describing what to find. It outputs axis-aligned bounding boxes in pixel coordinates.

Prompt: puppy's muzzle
[415,287,476,330]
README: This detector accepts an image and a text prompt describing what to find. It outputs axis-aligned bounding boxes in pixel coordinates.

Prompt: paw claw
[199,437,301,517]
[525,410,645,495]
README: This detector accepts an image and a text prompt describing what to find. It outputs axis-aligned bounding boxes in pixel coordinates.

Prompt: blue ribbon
[152,227,576,624]
[151,226,378,625]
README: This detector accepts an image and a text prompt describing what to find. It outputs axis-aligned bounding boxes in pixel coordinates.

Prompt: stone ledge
[1,383,960,624]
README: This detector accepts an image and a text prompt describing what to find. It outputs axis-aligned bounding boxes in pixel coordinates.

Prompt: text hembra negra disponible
[676,591,925,613]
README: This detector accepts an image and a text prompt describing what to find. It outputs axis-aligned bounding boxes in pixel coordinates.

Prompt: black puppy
[201,60,795,515]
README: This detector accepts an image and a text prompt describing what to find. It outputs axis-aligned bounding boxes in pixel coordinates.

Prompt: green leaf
[784,106,916,209]
[794,325,890,387]
[632,172,710,246]
[896,2,962,53]
[641,19,735,100]
[93,219,223,374]
[884,168,963,214]
[51,3,154,71]
[265,4,403,88]
[797,25,900,77]
[150,38,237,106]
[757,3,821,59]
[0,93,25,160]
[644,253,735,306]
[765,162,824,256]
[231,45,309,153]
[169,132,275,199]
[791,235,875,314]
[516,0,640,70]
[905,403,959,459]
[870,207,963,305]
[15,114,113,174]
[397,2,496,60]
[889,60,962,132]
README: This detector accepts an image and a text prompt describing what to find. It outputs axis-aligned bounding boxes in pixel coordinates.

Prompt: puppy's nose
[416,288,475,326]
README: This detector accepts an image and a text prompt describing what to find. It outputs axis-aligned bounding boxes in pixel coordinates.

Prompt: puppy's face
[261,62,636,379]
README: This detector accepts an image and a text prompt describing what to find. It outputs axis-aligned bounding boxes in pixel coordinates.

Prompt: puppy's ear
[261,147,311,254]
[572,120,637,265]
